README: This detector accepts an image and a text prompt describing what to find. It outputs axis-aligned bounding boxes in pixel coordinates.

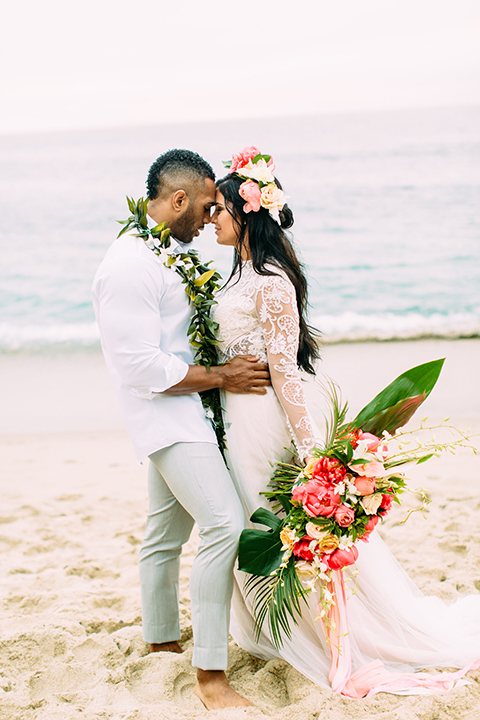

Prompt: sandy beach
[1,339,480,720]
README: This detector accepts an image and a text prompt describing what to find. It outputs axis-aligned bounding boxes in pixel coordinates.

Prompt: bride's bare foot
[149,641,184,654]
[195,669,252,710]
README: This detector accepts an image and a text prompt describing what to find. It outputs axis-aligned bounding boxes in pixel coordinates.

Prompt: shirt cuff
[130,354,190,399]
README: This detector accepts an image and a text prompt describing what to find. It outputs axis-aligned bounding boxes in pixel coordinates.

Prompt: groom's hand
[220,355,271,395]
[164,355,270,395]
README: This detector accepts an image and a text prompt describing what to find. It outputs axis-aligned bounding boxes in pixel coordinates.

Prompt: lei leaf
[117,197,227,455]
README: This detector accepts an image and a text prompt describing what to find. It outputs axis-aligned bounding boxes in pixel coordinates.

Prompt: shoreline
[1,338,478,435]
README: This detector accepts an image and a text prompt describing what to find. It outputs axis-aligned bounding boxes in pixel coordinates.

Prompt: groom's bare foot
[195,669,252,710]
[149,641,184,654]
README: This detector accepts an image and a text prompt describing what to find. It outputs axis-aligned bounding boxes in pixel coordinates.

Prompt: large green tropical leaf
[353,359,444,433]
[238,508,283,576]
[360,394,427,435]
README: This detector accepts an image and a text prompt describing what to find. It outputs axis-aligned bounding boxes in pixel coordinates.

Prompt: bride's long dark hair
[216,173,320,375]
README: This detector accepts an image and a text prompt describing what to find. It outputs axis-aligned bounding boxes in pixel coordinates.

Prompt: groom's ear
[171,189,189,213]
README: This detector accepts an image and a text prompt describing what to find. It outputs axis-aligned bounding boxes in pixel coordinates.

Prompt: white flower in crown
[236,158,275,185]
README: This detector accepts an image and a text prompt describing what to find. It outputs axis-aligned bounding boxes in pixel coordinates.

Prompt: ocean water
[1,105,479,351]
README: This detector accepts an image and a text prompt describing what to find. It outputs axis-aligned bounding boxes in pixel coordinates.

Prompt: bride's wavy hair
[216,173,320,374]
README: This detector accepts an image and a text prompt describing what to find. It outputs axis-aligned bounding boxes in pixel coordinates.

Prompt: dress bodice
[213,261,316,460]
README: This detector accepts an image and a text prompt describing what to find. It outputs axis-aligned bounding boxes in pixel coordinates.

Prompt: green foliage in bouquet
[352,359,444,436]
[237,358,465,646]
[117,197,226,454]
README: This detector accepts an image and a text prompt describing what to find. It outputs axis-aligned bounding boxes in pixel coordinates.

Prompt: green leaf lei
[117,196,227,456]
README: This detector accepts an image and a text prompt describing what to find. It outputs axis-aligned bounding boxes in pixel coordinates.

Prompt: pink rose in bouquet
[334,504,355,527]
[327,546,359,570]
[360,515,379,542]
[230,146,261,173]
[293,536,315,562]
[312,456,347,486]
[292,479,341,518]
[239,180,261,213]
[354,477,376,496]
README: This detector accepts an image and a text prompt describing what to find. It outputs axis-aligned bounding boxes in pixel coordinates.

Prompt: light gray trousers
[139,441,245,670]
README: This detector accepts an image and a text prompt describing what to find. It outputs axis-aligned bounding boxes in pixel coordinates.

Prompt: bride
[210,147,480,697]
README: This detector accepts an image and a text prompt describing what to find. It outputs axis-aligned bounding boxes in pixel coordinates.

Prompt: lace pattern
[214,262,315,460]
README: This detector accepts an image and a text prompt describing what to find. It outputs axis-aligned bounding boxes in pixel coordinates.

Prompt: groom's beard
[171,205,199,244]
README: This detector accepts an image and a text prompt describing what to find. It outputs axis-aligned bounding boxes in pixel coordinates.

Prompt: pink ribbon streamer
[320,570,480,698]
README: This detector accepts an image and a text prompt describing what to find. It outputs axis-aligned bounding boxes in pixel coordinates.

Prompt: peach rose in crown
[239,180,261,213]
[229,146,261,173]
[260,184,284,211]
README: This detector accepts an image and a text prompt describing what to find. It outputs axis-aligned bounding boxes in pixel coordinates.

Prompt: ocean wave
[313,311,480,343]
[0,322,101,352]
[1,312,479,353]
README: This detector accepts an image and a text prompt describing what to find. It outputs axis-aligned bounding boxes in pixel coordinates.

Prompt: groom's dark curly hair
[146,149,215,200]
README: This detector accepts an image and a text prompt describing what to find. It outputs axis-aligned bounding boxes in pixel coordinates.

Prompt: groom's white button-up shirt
[92,232,217,462]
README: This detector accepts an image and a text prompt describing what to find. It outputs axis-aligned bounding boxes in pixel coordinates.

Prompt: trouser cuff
[192,644,228,671]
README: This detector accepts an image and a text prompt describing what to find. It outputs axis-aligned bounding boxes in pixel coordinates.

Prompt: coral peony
[327,546,359,570]
[293,536,315,562]
[311,456,347,486]
[292,479,341,518]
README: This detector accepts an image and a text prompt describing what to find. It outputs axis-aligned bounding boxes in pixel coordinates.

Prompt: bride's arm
[255,273,317,462]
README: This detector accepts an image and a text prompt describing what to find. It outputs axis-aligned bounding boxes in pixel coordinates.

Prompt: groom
[92,149,269,710]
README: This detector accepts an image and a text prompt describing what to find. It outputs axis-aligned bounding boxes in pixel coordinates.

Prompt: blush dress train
[212,260,480,696]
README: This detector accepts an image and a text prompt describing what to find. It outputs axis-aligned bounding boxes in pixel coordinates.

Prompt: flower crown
[222,146,286,223]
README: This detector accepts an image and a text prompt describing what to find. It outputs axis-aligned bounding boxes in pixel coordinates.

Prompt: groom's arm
[163,355,271,395]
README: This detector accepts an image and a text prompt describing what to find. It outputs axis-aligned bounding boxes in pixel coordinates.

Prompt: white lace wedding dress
[213,260,480,694]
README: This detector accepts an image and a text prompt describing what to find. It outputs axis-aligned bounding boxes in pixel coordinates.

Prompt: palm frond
[244,557,311,648]
[318,377,348,453]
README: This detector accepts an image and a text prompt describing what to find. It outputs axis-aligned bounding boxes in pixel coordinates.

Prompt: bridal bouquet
[238,359,473,651]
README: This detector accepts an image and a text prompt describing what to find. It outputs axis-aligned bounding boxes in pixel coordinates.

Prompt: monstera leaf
[353,359,445,435]
[238,508,283,577]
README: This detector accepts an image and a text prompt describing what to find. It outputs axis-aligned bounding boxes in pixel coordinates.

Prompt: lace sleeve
[255,273,316,461]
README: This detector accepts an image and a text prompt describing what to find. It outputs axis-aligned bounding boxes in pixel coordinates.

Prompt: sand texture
[1,340,480,719]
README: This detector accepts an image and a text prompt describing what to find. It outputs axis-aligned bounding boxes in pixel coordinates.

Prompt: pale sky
[2,0,479,134]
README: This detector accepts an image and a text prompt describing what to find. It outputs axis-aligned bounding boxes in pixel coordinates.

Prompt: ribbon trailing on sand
[321,570,480,698]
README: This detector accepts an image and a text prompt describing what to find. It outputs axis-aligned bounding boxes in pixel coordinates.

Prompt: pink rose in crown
[239,180,261,213]
[293,536,315,562]
[354,477,376,496]
[334,504,355,527]
[292,479,341,518]
[230,146,261,173]
[327,546,359,570]
[311,457,347,486]
[360,515,379,542]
